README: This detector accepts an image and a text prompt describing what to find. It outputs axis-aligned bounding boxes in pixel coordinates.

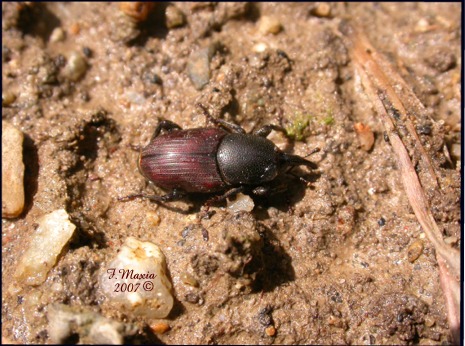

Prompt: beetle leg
[118,189,186,202]
[204,186,245,207]
[252,185,270,196]
[253,124,287,138]
[197,103,246,134]
[146,188,186,202]
[286,170,313,185]
[151,120,182,140]
[253,184,288,196]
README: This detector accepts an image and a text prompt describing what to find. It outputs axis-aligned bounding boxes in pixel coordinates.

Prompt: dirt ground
[2,2,461,345]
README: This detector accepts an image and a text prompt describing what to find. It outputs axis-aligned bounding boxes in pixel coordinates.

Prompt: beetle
[121,104,318,206]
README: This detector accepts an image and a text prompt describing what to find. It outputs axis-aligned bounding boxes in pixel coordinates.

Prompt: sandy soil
[2,2,461,344]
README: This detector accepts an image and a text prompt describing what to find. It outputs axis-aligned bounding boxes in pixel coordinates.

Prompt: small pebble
[414,18,431,33]
[49,27,66,43]
[100,237,174,319]
[377,217,386,226]
[2,121,25,218]
[253,42,268,53]
[354,122,375,151]
[120,2,155,22]
[185,292,200,304]
[258,16,282,35]
[63,52,88,82]
[111,10,140,43]
[15,209,76,285]
[444,236,458,246]
[227,193,255,213]
[143,68,163,85]
[187,46,216,90]
[265,325,276,337]
[3,45,11,62]
[310,3,331,18]
[425,316,436,327]
[2,91,16,106]
[146,211,161,226]
[336,206,356,236]
[327,315,344,328]
[69,23,80,35]
[82,46,92,58]
[416,124,432,135]
[150,322,170,334]
[425,50,456,73]
[180,271,199,287]
[450,143,460,162]
[407,240,424,263]
[48,304,124,344]
[165,5,185,29]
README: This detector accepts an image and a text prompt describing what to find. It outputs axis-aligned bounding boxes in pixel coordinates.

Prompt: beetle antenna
[304,147,320,158]
[283,153,317,169]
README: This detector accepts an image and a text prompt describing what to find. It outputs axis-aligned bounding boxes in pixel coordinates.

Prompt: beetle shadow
[252,223,295,292]
[252,170,321,213]
[123,325,165,344]
[16,3,61,42]
[140,193,208,215]
[163,261,187,321]
[145,170,320,215]
[19,134,39,218]
[67,212,108,250]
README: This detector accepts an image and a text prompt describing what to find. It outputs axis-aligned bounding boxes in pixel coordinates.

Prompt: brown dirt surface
[2,2,461,345]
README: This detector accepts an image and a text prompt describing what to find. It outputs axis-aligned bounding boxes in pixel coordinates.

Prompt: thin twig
[342,23,460,343]
[352,32,439,190]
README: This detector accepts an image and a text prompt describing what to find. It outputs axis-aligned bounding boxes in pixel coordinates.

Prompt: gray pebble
[187,45,216,90]
[63,52,88,82]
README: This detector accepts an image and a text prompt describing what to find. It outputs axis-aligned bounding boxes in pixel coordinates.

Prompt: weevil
[121,104,318,206]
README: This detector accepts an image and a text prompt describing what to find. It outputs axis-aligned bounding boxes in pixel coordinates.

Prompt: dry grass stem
[342,24,461,343]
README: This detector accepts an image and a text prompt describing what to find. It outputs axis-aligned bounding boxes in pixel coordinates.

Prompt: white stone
[63,52,87,81]
[258,16,282,35]
[14,209,76,285]
[49,27,66,43]
[227,193,255,213]
[2,121,25,218]
[48,303,124,344]
[253,42,268,53]
[100,237,174,319]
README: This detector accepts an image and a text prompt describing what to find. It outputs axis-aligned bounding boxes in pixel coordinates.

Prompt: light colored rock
[2,91,16,106]
[354,122,375,151]
[227,193,255,213]
[2,121,25,218]
[258,16,282,35]
[407,240,424,263]
[165,5,185,29]
[311,3,331,18]
[49,27,66,43]
[48,303,125,344]
[120,2,155,22]
[63,52,88,82]
[450,143,460,162]
[100,237,174,318]
[253,42,268,53]
[14,209,76,285]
